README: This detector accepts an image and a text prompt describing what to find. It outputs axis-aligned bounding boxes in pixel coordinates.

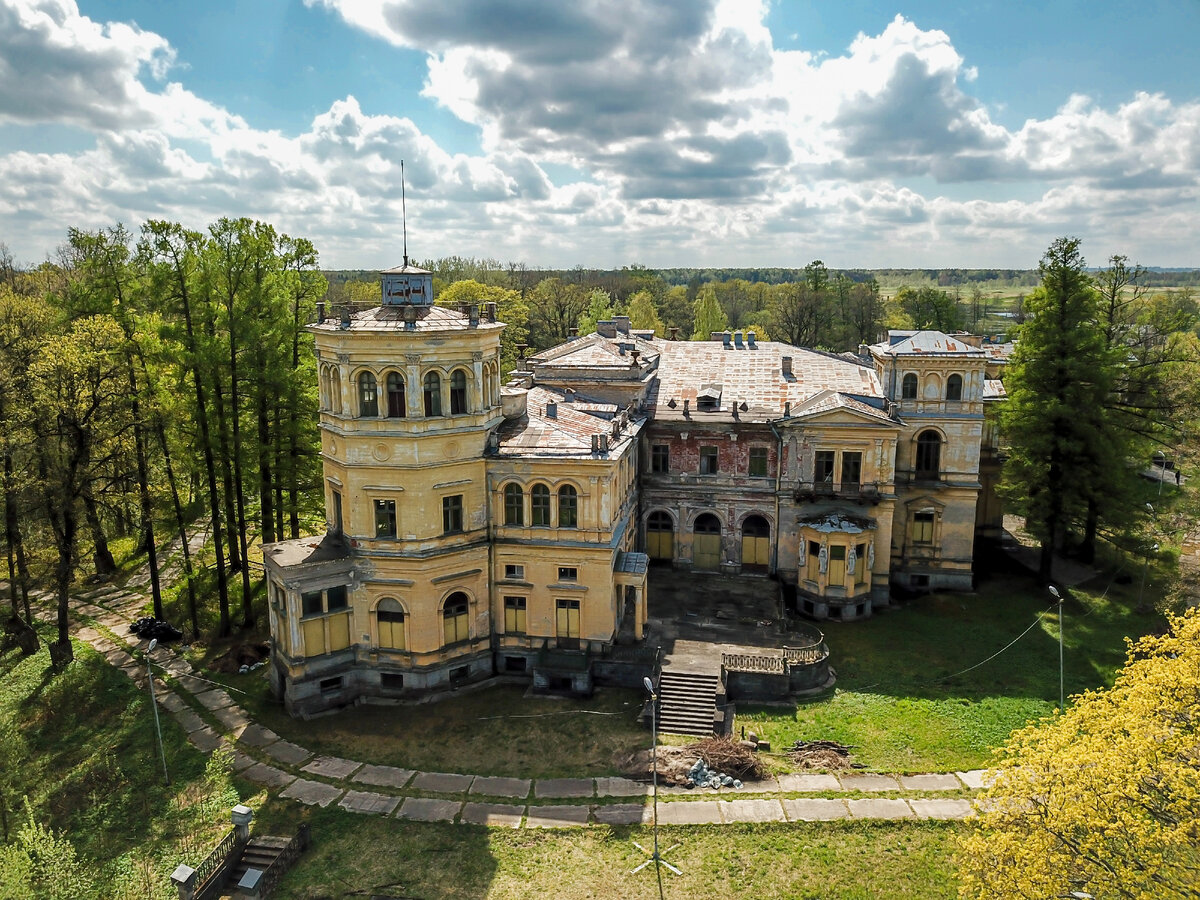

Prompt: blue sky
[1,0,1198,269]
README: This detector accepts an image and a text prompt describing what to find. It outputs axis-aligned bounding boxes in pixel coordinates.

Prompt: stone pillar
[405,354,422,418]
[471,351,484,413]
[634,587,644,641]
[232,804,254,843]
[170,865,197,900]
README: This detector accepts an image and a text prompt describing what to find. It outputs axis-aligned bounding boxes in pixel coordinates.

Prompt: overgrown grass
[738,566,1159,771]
[202,672,648,778]
[0,624,246,899]
[254,800,961,900]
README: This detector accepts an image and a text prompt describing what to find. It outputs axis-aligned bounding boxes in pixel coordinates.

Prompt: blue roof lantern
[380,263,433,307]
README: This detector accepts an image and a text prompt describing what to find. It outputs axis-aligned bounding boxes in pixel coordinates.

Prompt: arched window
[358,372,379,417]
[531,483,551,526]
[915,430,942,480]
[946,374,963,401]
[443,592,469,645]
[386,372,406,417]
[558,485,578,528]
[504,483,523,526]
[376,598,406,650]
[423,372,442,416]
[450,369,468,415]
[902,373,918,400]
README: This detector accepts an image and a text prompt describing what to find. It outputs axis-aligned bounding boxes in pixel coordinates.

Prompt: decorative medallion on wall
[444,441,460,459]
[329,439,337,455]
[373,443,391,461]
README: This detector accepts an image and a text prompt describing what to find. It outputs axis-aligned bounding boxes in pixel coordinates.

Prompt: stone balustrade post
[170,864,197,900]
[231,804,254,843]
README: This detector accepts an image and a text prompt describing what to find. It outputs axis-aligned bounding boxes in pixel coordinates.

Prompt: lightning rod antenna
[401,159,408,267]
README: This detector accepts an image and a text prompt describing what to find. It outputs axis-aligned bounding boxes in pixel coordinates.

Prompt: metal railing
[194,828,241,898]
[258,825,310,899]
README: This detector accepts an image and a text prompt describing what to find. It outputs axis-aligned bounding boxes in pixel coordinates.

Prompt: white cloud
[0,0,1197,268]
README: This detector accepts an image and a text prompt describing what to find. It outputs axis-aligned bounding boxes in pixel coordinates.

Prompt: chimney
[618,344,626,356]
[339,305,352,329]
[469,304,480,327]
[722,331,732,349]
[784,401,791,417]
[564,388,576,402]
[596,320,617,338]
[592,434,600,453]
[614,315,631,334]
[734,331,744,349]
[630,348,640,366]
[404,305,417,330]
[568,326,579,338]
[683,398,690,416]
[486,301,497,322]
[316,301,325,323]
[782,356,793,377]
[747,331,756,348]
[669,327,679,340]
[545,401,557,419]
[599,434,610,453]
[502,387,529,419]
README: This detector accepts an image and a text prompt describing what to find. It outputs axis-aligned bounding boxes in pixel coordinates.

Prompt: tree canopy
[958,608,1200,899]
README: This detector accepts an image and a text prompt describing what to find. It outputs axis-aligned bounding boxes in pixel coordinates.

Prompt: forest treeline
[0,221,324,664]
[4,224,1199,662]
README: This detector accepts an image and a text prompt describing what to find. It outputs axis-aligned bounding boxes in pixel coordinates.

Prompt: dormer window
[696,383,722,411]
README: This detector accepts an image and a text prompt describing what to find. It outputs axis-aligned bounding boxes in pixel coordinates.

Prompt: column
[471,351,484,413]
[405,354,422,418]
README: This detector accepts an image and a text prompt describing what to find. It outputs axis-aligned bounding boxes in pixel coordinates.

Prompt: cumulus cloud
[0,0,1197,268]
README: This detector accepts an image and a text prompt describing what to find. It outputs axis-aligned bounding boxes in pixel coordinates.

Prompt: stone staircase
[656,669,722,736]
[223,835,292,897]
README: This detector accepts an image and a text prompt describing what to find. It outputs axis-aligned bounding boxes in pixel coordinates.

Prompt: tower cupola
[380,263,433,306]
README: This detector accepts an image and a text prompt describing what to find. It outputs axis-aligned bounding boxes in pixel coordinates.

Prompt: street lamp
[632,675,681,879]
[1048,585,1064,714]
[146,638,170,786]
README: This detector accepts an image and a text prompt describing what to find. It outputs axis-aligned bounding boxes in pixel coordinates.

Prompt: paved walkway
[22,581,989,827]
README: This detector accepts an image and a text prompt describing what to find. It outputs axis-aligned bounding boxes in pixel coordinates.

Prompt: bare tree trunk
[82,489,116,577]
[258,388,275,545]
[129,363,163,618]
[156,422,199,639]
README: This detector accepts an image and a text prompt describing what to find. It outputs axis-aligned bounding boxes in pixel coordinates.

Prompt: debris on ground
[129,617,184,643]
[209,642,271,674]
[786,739,861,770]
[616,736,769,787]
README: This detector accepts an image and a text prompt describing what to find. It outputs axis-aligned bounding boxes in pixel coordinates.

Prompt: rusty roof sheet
[791,389,896,424]
[495,386,641,457]
[984,379,1007,400]
[871,330,986,357]
[646,341,882,421]
[309,305,502,333]
[529,332,661,370]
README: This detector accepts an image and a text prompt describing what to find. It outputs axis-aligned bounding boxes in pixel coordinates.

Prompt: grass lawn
[0,623,243,899]
[203,669,648,779]
[737,561,1160,772]
[255,800,961,900]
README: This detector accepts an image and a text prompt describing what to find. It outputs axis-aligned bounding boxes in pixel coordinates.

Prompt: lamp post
[632,675,681,878]
[1154,450,1167,498]
[146,638,170,785]
[1048,585,1064,714]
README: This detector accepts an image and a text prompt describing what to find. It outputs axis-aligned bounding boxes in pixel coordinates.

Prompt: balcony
[794,481,882,504]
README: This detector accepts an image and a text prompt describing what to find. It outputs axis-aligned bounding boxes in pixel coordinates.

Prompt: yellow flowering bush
[958,609,1200,899]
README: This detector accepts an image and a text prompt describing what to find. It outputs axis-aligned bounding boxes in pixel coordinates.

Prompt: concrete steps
[656,670,720,736]
[224,835,292,894]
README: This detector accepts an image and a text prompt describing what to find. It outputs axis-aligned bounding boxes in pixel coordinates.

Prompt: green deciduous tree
[576,289,615,337]
[690,284,729,340]
[626,289,664,335]
[895,285,965,332]
[958,608,1200,900]
[437,279,529,376]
